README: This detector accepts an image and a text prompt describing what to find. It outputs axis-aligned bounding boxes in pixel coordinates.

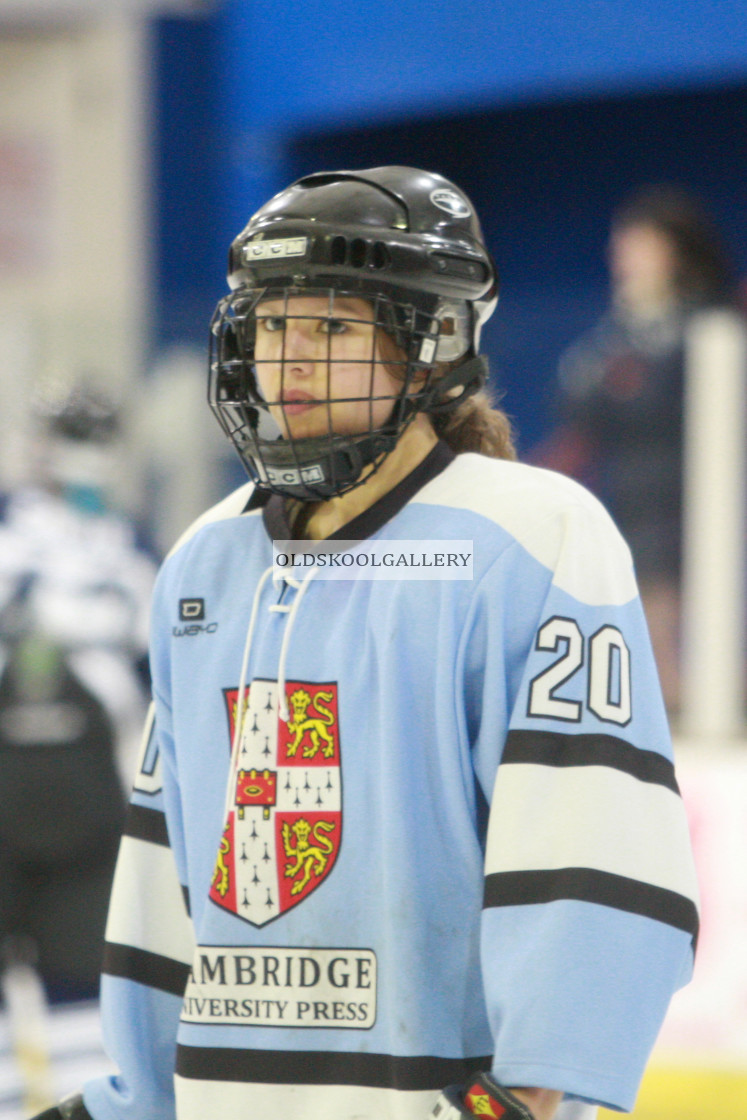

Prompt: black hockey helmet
[209,166,499,500]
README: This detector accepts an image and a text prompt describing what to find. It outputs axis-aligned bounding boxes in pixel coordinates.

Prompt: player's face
[608,223,678,311]
[253,295,405,440]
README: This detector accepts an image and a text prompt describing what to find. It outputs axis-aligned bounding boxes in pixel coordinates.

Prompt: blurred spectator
[536,185,738,714]
[0,382,156,1002]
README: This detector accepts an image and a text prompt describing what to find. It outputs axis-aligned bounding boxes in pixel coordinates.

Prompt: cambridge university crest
[209,679,342,926]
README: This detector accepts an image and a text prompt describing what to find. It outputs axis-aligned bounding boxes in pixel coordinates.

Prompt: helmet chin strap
[245,354,488,502]
[249,427,401,501]
[416,354,488,414]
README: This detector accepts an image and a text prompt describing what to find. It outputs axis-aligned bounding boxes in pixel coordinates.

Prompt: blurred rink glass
[1,10,171,1120]
[0,993,113,1120]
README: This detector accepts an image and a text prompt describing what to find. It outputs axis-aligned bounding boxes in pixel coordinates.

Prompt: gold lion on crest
[285,688,336,758]
[281,818,336,895]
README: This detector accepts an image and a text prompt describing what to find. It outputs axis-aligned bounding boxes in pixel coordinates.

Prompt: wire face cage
[208,286,448,501]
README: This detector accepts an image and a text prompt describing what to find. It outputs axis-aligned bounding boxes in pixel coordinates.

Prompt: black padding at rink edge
[103,941,191,996]
[60,1095,94,1120]
[29,1096,94,1120]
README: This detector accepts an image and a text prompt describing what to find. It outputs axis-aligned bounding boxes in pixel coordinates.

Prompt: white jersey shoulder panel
[415,453,638,607]
[165,482,258,560]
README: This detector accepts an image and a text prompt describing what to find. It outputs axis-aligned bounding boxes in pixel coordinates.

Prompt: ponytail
[433,387,516,461]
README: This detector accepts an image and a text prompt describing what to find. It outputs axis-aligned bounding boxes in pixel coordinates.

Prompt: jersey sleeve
[466,484,699,1112]
[82,703,196,1120]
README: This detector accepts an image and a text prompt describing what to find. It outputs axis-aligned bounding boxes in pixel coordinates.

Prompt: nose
[282,317,319,370]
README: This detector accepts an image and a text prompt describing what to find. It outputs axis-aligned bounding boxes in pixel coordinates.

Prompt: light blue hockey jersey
[84,445,698,1120]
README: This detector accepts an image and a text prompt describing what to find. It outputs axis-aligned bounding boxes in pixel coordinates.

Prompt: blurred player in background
[0,382,156,1003]
[32,168,697,1120]
[537,185,738,712]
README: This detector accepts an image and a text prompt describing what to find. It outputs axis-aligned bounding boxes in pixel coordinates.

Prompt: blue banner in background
[222,0,747,131]
[152,2,747,451]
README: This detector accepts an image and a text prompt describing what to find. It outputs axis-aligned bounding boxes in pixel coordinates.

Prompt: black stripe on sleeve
[124,803,170,847]
[502,730,680,793]
[484,867,698,940]
[176,1044,490,1090]
[103,941,191,997]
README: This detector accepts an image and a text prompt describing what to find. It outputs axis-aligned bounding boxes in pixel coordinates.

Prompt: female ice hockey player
[36,167,698,1120]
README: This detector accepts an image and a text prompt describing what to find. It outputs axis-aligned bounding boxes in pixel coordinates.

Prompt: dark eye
[321,318,348,335]
[261,316,286,332]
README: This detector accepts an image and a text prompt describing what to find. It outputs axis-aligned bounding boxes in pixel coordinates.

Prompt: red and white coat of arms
[209,679,342,926]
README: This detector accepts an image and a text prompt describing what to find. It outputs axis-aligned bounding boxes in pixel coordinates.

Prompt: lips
[281,389,319,415]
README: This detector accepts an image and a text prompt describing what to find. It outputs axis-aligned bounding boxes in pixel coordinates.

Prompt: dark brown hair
[433,386,516,460]
[612,184,736,305]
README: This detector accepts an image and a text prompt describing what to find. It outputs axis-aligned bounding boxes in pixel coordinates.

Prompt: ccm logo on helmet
[265,465,325,487]
[242,237,308,262]
[430,189,471,218]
